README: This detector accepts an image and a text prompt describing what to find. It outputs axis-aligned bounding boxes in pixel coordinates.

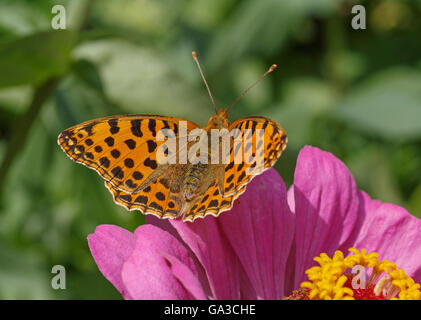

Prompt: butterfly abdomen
[183,163,210,201]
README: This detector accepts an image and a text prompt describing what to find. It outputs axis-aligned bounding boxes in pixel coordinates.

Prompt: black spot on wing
[133,171,143,180]
[110,126,120,134]
[125,179,137,189]
[148,119,156,136]
[201,194,209,203]
[108,119,118,127]
[147,140,157,153]
[124,158,134,168]
[237,163,244,172]
[221,200,230,207]
[104,137,114,147]
[226,174,234,183]
[135,195,148,204]
[150,201,163,212]
[124,139,136,150]
[144,158,157,169]
[237,171,246,184]
[108,119,120,135]
[225,183,234,192]
[111,149,120,158]
[111,166,124,179]
[208,200,219,208]
[225,162,234,172]
[75,145,85,153]
[99,157,110,168]
[82,122,96,136]
[120,194,132,202]
[155,192,165,201]
[130,120,143,137]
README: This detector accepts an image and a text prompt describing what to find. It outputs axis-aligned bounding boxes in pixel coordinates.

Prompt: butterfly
[58,52,287,222]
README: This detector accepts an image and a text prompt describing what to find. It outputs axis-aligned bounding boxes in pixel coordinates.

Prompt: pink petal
[169,216,242,299]
[146,215,212,297]
[161,253,207,299]
[291,146,362,286]
[121,224,204,300]
[352,200,421,283]
[359,190,383,214]
[219,169,295,299]
[87,224,135,299]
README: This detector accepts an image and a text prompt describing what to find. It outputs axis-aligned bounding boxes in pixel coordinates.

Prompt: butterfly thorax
[204,109,229,131]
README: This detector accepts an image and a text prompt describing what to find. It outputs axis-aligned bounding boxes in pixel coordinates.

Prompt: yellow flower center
[286,248,421,300]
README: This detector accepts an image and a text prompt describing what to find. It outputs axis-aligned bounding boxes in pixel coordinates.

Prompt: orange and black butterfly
[58,52,287,222]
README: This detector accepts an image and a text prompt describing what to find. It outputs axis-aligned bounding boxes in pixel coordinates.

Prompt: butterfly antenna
[192,51,217,114]
[227,64,277,112]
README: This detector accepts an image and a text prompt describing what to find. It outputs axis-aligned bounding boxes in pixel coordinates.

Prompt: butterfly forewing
[222,116,287,197]
[58,115,200,194]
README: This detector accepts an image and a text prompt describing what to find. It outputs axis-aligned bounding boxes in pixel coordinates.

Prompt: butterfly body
[184,163,211,201]
[58,109,287,221]
[58,55,287,222]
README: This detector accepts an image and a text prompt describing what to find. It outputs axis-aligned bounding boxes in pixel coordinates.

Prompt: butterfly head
[206,109,229,129]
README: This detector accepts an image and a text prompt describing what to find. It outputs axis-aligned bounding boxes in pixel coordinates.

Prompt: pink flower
[88,146,421,299]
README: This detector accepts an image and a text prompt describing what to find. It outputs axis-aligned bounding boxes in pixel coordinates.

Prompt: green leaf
[74,40,211,124]
[207,0,342,73]
[0,0,50,35]
[335,67,421,142]
[265,77,336,149]
[0,30,76,88]
[0,241,52,299]
[71,59,105,95]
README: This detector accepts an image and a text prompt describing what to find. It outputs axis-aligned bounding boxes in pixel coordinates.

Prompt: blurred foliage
[0,0,421,299]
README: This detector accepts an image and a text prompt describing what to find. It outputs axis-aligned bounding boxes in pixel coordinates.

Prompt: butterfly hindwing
[104,164,187,219]
[58,115,200,194]
[222,116,287,197]
[183,180,247,222]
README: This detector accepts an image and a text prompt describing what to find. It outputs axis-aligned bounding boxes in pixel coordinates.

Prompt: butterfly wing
[104,163,188,219]
[182,180,247,222]
[222,116,287,197]
[183,116,287,222]
[58,114,287,222]
[58,115,200,194]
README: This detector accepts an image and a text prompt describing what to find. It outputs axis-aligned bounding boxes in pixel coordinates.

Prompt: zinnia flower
[88,146,421,299]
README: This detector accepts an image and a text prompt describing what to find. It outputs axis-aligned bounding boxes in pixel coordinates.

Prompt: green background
[0,0,421,299]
